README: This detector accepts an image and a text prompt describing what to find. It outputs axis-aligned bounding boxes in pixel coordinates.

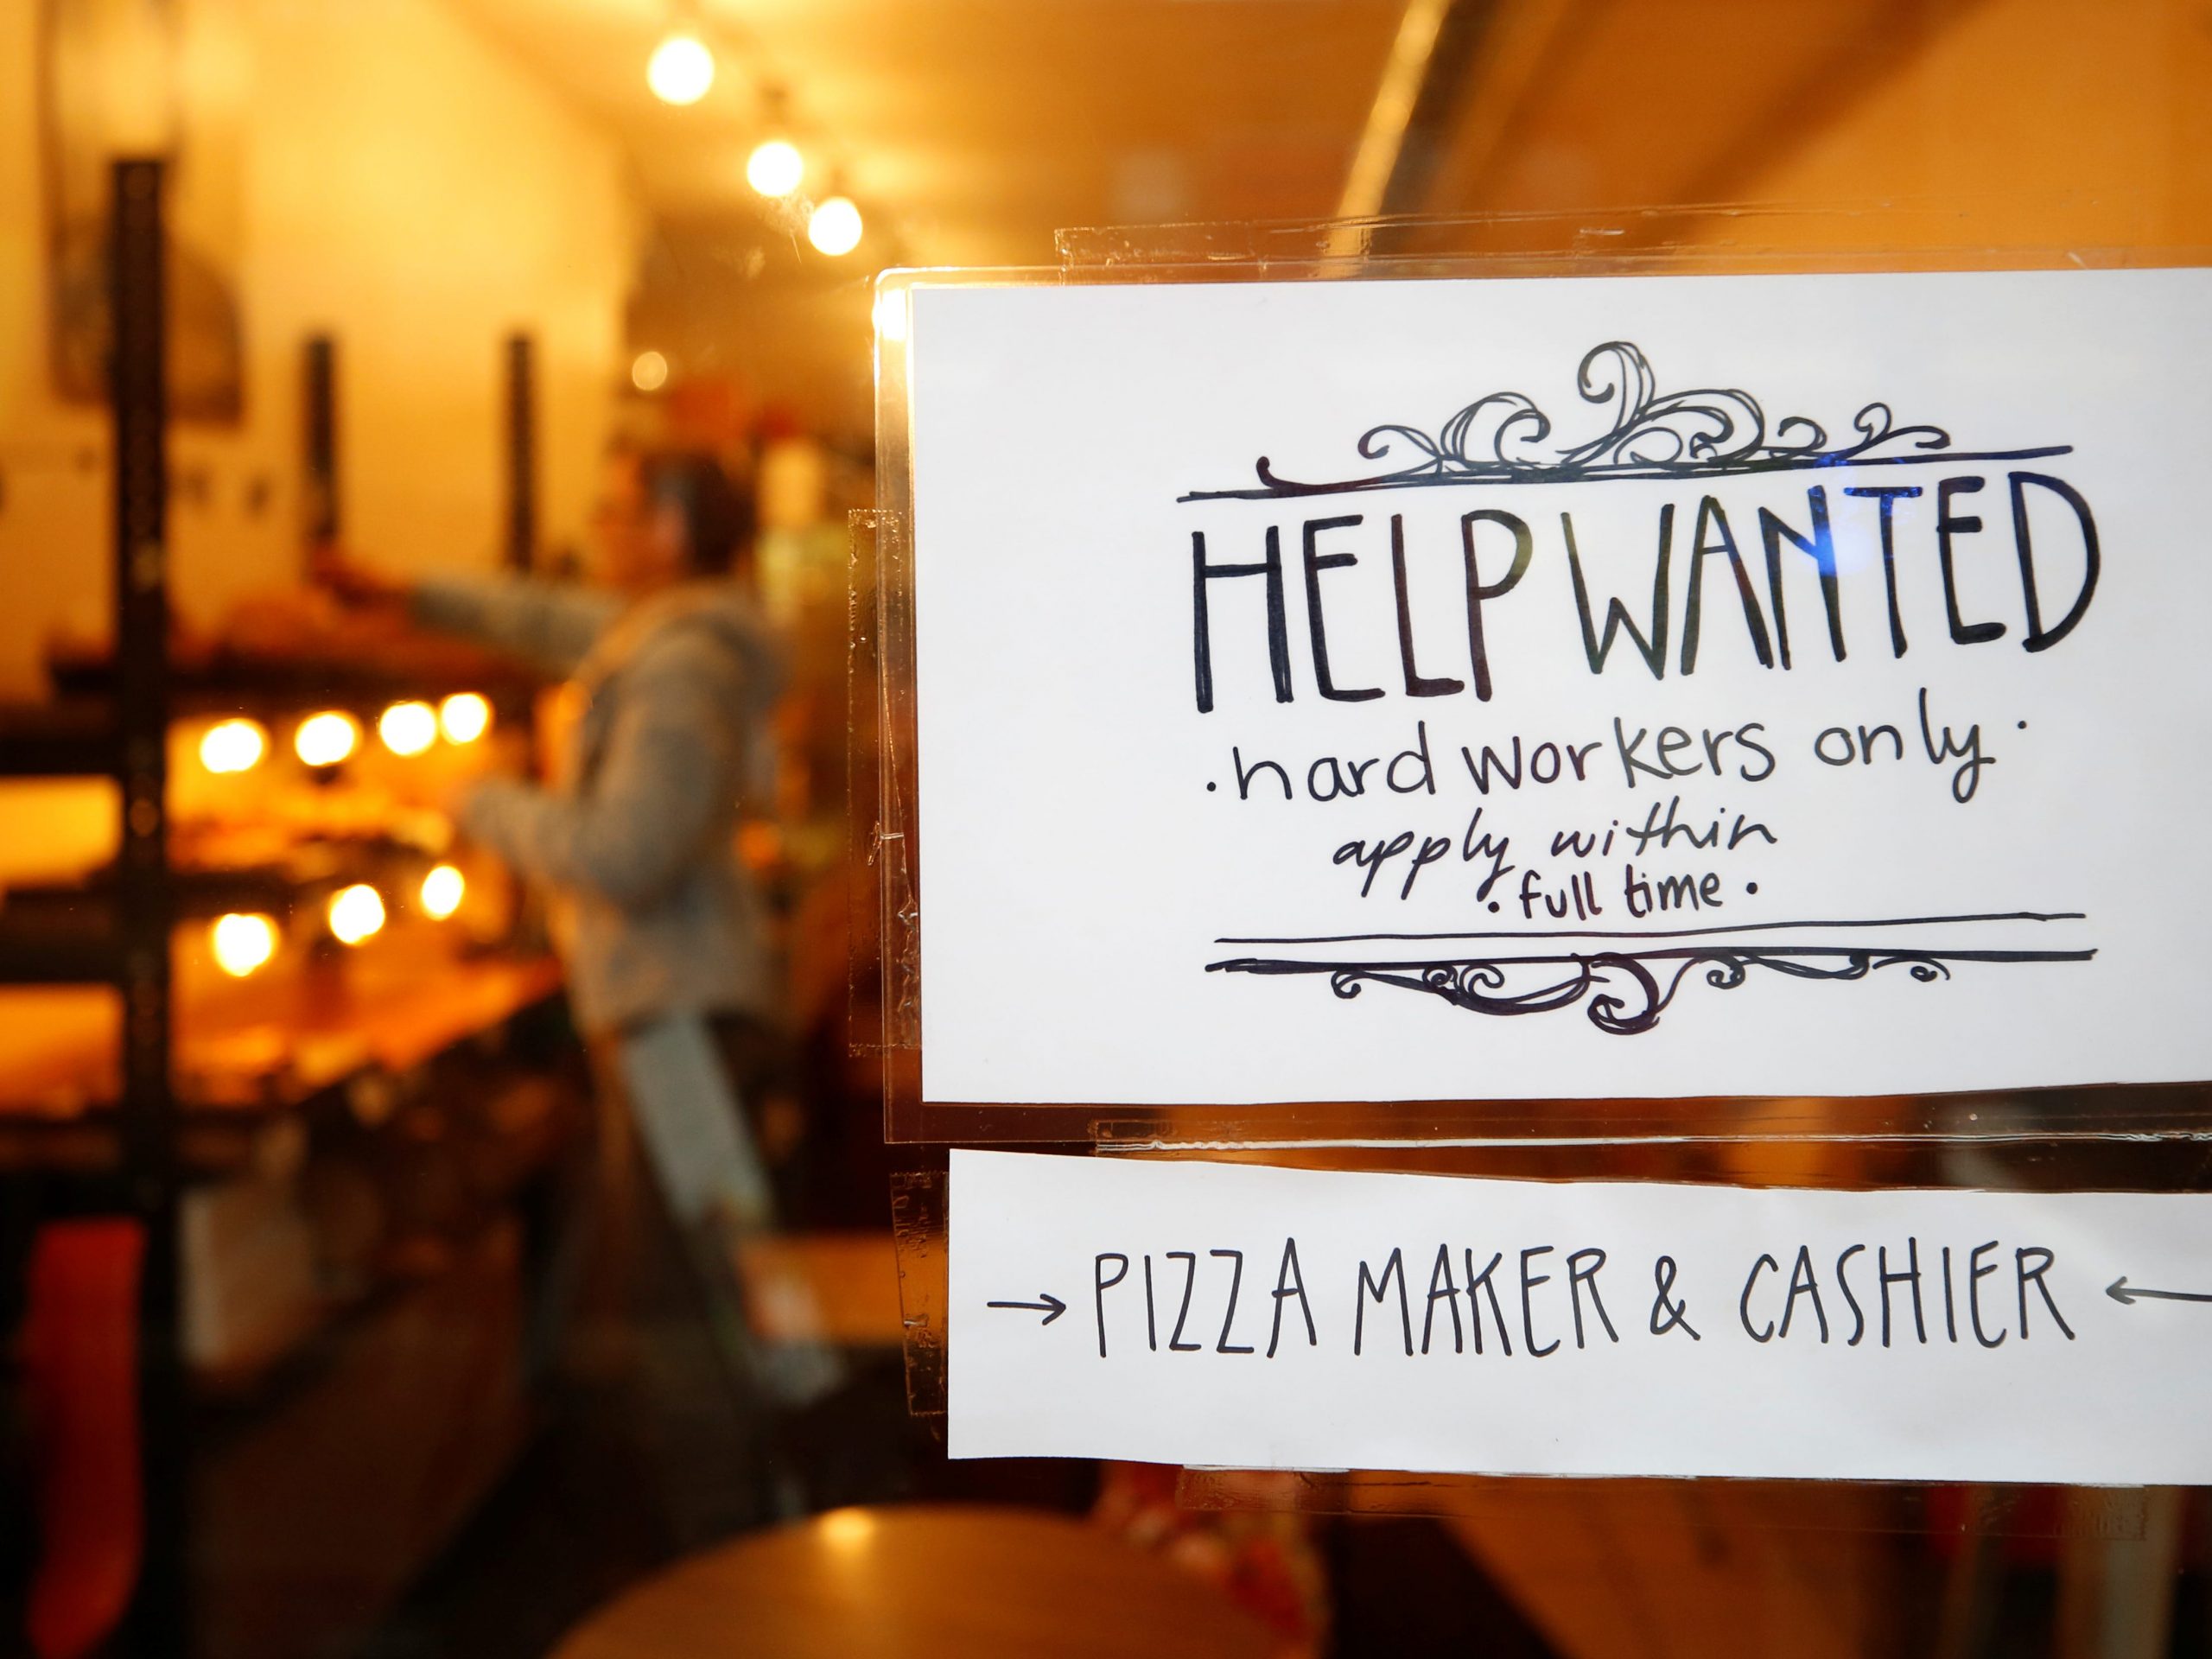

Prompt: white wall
[0,0,642,698]
[1713,0,2211,252]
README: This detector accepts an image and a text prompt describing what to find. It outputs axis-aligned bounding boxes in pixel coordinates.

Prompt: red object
[1093,1461,1326,1655]
[22,1219,145,1659]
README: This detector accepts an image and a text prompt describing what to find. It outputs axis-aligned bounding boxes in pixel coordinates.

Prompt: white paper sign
[908,268,2212,1103]
[950,1151,2212,1484]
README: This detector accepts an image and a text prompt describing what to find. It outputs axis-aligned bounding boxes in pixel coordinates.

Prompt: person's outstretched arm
[314,549,617,677]
[409,572,620,679]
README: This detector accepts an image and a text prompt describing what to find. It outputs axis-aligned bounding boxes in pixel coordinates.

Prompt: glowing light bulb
[210,912,277,977]
[631,350,669,392]
[647,33,714,105]
[198,718,267,774]
[378,700,437,756]
[419,864,465,919]
[872,289,909,344]
[327,883,385,945]
[437,692,491,744]
[807,196,862,257]
[294,711,359,766]
[746,138,804,197]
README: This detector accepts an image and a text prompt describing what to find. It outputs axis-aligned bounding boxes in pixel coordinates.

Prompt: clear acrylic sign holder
[853,208,2211,1549]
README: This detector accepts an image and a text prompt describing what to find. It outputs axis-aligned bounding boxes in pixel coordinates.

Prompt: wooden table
[550,1503,1278,1659]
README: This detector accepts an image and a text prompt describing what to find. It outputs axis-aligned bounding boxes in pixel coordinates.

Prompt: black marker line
[1209,941,2092,1036]
[1178,446,2076,504]
[1216,911,2087,948]
[2107,1278,2212,1307]
[1210,946,2096,974]
[987,1294,1067,1325]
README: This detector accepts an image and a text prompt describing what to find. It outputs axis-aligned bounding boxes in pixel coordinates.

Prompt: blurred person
[316,449,832,1451]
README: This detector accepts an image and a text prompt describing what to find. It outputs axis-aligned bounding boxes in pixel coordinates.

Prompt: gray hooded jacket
[414,575,785,1036]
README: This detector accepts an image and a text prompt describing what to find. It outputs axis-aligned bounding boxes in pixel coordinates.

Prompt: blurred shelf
[0,868,311,985]
[0,941,564,1133]
[47,626,542,713]
[0,890,122,983]
[8,864,320,927]
[0,698,124,778]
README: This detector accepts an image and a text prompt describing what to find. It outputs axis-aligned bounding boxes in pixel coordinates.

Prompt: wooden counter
[0,933,562,1122]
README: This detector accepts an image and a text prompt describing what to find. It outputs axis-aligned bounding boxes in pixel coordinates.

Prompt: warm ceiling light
[209,912,277,977]
[378,700,437,756]
[294,711,359,767]
[419,863,466,920]
[631,350,670,392]
[438,692,491,744]
[327,883,385,945]
[198,717,267,774]
[872,289,909,344]
[808,195,862,257]
[646,33,714,105]
[746,137,804,197]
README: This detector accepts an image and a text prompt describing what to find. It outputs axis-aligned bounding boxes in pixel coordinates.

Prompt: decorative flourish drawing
[1205,943,2094,1038]
[1180,340,2070,502]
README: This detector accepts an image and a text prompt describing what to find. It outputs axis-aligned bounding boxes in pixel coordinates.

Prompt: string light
[419,864,466,919]
[327,884,385,945]
[198,718,267,774]
[209,913,277,977]
[631,350,670,392]
[746,138,804,197]
[378,701,437,756]
[437,692,491,744]
[647,33,714,105]
[808,195,862,257]
[295,711,359,767]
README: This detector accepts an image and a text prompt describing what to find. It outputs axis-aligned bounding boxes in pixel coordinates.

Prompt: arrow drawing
[2106,1276,2212,1307]
[986,1293,1066,1325]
